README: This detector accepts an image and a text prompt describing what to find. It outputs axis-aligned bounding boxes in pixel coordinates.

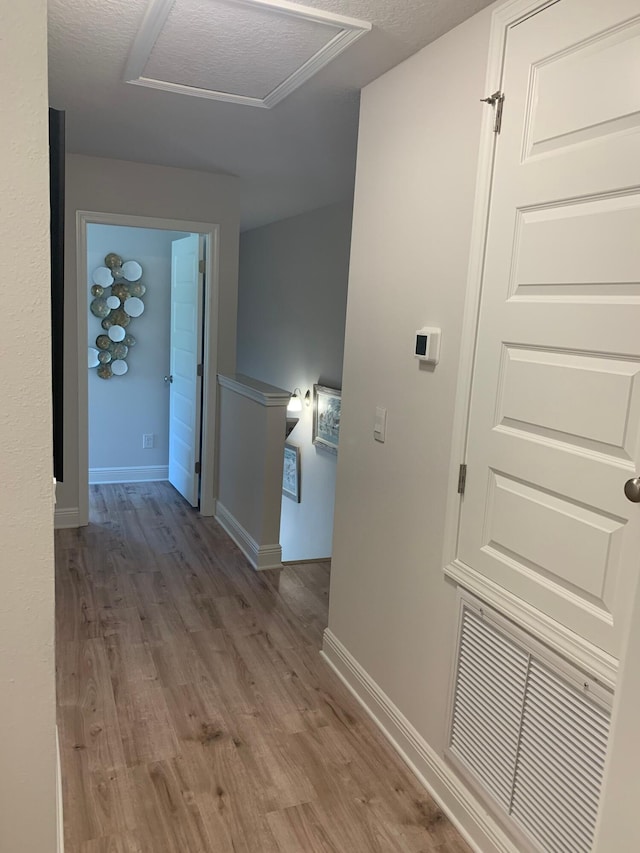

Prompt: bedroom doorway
[77,211,220,524]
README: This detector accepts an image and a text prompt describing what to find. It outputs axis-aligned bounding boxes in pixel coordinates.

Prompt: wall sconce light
[287,388,311,436]
[287,388,303,414]
[287,388,311,413]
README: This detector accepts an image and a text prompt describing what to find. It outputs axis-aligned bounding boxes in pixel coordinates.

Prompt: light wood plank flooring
[55,482,469,853]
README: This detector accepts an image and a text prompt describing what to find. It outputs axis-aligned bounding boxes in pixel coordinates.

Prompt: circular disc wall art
[110,308,130,327]
[111,360,128,376]
[104,253,123,270]
[111,343,128,360]
[108,325,126,342]
[112,283,130,300]
[97,364,113,380]
[122,261,142,282]
[89,252,146,379]
[90,297,110,319]
[92,266,114,287]
[125,297,144,318]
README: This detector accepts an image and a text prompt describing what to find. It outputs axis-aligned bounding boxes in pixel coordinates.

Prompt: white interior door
[168,233,204,507]
[457,0,640,658]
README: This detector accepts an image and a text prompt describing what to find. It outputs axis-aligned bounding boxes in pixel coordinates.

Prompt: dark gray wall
[237,202,353,560]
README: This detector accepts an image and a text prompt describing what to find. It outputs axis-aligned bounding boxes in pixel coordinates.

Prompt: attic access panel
[124,0,371,108]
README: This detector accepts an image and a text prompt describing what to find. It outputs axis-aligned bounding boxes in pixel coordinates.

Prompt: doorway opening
[77,212,220,524]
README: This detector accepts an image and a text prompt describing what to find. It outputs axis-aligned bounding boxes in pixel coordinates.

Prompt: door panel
[497,346,640,459]
[458,0,640,657]
[513,194,640,292]
[484,471,624,602]
[168,233,203,507]
[525,19,640,158]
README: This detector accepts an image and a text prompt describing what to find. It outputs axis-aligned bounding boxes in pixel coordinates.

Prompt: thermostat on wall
[415,327,441,364]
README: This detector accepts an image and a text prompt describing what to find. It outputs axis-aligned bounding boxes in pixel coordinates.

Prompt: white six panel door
[458,0,640,658]
[168,233,204,507]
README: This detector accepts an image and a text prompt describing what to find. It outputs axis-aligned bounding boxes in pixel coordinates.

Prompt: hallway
[55,482,469,852]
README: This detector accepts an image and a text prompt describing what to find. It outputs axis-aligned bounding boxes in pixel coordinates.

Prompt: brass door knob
[624,478,640,502]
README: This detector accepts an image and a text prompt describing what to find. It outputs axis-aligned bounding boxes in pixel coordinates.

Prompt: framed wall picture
[313,384,341,454]
[283,442,301,502]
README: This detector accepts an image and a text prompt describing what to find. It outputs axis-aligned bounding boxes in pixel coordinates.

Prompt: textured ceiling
[144,0,339,99]
[48,0,495,230]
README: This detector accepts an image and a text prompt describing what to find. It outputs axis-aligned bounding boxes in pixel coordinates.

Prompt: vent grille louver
[449,602,611,853]
[450,609,529,809]
[510,659,610,853]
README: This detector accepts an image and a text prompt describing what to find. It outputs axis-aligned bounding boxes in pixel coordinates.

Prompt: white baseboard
[88,465,169,485]
[54,507,81,530]
[214,501,283,571]
[321,628,518,853]
[56,726,64,853]
[255,543,283,571]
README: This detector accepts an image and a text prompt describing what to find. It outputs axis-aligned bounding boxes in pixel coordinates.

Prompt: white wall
[57,154,240,515]
[217,377,290,570]
[327,0,493,814]
[0,1,57,850]
[237,203,352,561]
[87,224,187,476]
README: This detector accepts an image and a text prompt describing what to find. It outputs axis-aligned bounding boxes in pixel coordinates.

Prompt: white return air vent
[447,594,612,853]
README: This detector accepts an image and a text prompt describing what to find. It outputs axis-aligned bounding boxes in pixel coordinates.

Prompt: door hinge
[480,90,505,134]
[197,363,203,377]
[458,464,467,495]
[199,259,205,274]
[195,461,201,475]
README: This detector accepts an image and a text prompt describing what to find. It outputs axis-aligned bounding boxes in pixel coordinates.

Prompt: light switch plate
[374,406,387,442]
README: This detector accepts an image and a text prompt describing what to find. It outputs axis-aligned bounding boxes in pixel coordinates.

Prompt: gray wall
[328,0,492,800]
[87,224,187,475]
[57,154,240,516]
[237,202,353,561]
[7,4,636,851]
[326,7,640,851]
[0,1,57,849]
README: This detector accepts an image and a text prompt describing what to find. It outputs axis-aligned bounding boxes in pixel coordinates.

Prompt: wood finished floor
[55,482,470,853]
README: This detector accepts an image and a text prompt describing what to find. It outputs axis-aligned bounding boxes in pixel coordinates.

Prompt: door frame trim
[76,210,220,524]
[439,0,619,684]
[441,0,560,572]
